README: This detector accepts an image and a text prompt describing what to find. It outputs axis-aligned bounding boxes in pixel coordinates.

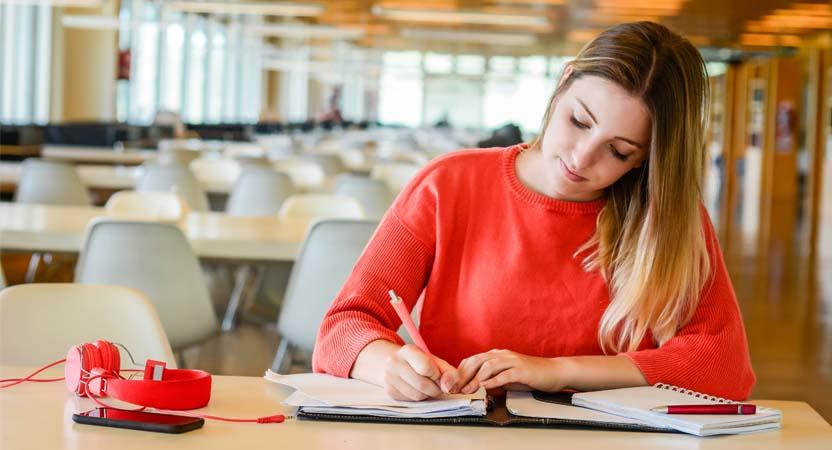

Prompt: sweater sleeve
[622,209,756,401]
[311,165,440,378]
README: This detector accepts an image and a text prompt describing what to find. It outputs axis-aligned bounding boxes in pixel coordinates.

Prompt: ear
[557,64,574,90]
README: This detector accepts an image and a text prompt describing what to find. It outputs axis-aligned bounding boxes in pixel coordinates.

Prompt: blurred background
[0,0,830,423]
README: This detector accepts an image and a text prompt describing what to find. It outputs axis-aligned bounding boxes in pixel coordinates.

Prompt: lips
[559,158,587,182]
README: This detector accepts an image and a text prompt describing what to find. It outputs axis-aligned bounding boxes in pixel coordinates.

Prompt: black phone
[72,408,204,434]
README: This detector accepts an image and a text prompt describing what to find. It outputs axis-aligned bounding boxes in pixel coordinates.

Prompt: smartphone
[72,408,204,434]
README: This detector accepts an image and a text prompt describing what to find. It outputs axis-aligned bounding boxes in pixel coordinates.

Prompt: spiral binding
[653,383,736,404]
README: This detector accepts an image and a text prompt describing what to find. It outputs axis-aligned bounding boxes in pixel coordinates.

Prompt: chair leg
[24,253,42,283]
[221,264,252,331]
[271,339,292,374]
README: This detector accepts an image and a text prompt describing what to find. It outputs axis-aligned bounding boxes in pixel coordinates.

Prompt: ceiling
[247,0,832,56]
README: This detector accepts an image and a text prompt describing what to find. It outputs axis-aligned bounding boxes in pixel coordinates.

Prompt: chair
[75,219,219,353]
[271,219,378,373]
[278,194,364,230]
[104,190,189,221]
[0,283,176,367]
[301,153,345,176]
[14,158,90,205]
[137,163,209,211]
[333,174,393,220]
[189,157,242,188]
[226,169,295,217]
[371,162,421,194]
[271,159,326,190]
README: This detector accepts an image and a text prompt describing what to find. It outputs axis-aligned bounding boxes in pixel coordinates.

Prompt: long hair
[530,22,711,352]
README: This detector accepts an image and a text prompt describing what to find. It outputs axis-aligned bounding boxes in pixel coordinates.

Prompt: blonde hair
[530,22,711,353]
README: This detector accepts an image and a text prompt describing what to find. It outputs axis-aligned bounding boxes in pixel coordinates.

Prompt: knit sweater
[312,144,756,400]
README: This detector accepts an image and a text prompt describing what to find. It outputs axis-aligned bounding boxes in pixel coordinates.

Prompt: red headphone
[1,340,285,424]
[65,340,211,410]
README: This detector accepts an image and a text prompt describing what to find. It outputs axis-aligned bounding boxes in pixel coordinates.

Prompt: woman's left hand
[448,349,569,394]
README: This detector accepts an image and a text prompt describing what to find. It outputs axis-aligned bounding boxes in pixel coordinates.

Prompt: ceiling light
[373,6,550,28]
[244,23,365,40]
[399,28,537,46]
[166,1,324,17]
[3,0,103,6]
[62,14,119,30]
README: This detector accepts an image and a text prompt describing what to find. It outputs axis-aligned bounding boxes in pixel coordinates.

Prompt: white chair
[271,159,326,190]
[189,157,242,188]
[301,153,345,176]
[104,190,189,221]
[278,194,365,227]
[137,163,210,211]
[226,169,295,217]
[271,219,378,373]
[371,162,421,194]
[0,283,176,367]
[223,142,265,159]
[333,174,393,220]
[75,219,219,353]
[14,159,90,205]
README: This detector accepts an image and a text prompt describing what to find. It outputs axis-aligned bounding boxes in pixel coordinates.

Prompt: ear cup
[94,340,120,374]
[64,343,99,395]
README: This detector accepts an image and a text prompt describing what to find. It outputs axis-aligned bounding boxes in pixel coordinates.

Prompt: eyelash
[569,115,629,161]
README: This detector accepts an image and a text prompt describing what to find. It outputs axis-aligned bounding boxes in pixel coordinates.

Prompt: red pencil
[650,404,757,415]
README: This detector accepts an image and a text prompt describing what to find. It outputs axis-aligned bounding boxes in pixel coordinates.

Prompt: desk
[0,366,829,450]
[0,203,306,262]
[42,145,158,165]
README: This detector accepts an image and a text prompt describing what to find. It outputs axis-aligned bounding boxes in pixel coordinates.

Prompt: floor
[2,197,830,423]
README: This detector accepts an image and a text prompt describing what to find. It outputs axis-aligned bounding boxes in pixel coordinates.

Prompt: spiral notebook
[571,384,782,436]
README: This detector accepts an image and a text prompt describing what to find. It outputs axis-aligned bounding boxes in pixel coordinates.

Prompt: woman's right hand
[383,344,457,401]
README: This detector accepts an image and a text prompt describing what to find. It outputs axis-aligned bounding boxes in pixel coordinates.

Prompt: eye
[570,116,589,129]
[609,144,629,161]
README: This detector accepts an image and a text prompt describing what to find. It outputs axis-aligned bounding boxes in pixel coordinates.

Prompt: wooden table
[0,366,829,450]
[42,145,158,165]
[0,203,306,262]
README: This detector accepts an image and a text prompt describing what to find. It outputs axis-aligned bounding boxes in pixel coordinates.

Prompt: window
[378,51,422,127]
[0,2,51,124]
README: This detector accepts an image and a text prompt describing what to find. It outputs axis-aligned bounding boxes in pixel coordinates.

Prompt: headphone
[1,340,286,424]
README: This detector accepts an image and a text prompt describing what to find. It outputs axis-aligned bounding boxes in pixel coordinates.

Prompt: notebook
[571,383,782,436]
[264,371,670,432]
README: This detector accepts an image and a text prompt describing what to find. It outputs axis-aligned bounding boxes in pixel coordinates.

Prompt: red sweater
[312,145,756,400]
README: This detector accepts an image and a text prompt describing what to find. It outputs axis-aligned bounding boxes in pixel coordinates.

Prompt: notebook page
[506,391,661,427]
[572,386,781,436]
[265,370,486,409]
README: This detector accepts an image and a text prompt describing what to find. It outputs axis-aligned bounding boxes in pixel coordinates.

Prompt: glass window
[205,21,225,123]
[129,1,160,124]
[489,56,515,74]
[159,20,185,113]
[0,3,51,124]
[379,51,422,127]
[455,54,485,76]
[424,52,453,74]
[183,22,207,123]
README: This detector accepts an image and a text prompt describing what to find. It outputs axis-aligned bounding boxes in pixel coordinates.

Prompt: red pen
[650,404,757,415]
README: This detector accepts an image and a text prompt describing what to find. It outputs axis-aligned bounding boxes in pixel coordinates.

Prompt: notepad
[264,371,488,419]
[571,384,782,436]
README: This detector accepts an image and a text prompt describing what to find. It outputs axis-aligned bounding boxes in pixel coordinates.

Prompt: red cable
[0,359,65,388]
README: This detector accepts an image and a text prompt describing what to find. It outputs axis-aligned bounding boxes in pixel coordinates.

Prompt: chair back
[275,220,378,358]
[14,159,90,205]
[75,219,219,350]
[105,190,189,221]
[226,169,295,217]
[278,194,364,230]
[333,174,392,220]
[370,162,421,194]
[0,283,176,366]
[137,163,209,211]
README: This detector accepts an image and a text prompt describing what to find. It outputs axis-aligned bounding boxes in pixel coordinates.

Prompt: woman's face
[540,74,651,202]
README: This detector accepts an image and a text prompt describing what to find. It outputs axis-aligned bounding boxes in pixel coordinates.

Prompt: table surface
[0,203,306,261]
[42,145,158,165]
[0,366,829,450]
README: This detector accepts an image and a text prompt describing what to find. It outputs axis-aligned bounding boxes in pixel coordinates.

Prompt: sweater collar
[503,143,607,214]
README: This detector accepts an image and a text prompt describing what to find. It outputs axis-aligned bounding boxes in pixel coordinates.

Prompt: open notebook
[265,371,667,432]
[571,384,782,436]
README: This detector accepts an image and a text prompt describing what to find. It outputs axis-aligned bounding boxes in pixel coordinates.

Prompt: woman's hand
[382,344,458,401]
[449,349,569,394]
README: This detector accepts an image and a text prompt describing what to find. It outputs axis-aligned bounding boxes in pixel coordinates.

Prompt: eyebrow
[576,98,647,150]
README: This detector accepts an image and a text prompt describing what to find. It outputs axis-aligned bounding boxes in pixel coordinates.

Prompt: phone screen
[73,408,204,434]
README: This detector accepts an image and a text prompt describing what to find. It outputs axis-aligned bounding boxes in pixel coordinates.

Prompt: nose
[571,136,601,170]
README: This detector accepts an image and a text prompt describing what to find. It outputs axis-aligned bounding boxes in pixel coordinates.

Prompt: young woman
[312,21,756,402]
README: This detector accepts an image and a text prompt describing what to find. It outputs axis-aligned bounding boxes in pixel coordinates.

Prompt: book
[571,383,782,436]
